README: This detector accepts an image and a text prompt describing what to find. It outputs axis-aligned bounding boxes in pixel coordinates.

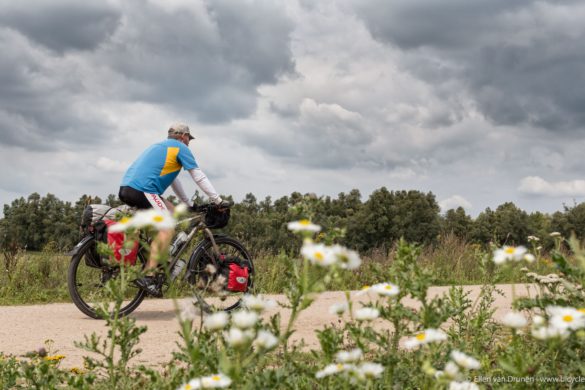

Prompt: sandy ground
[0,284,539,369]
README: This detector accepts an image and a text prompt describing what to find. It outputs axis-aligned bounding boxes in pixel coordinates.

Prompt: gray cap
[168,122,195,140]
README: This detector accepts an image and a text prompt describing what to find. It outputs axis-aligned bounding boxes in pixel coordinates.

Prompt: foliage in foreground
[2,224,585,389]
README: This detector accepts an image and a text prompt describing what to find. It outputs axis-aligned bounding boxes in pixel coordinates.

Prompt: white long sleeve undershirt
[189,168,221,204]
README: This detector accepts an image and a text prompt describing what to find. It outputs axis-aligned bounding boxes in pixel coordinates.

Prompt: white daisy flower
[315,363,353,379]
[200,373,232,388]
[242,295,277,312]
[173,203,188,218]
[287,220,321,233]
[107,216,135,233]
[331,245,362,270]
[177,378,201,390]
[493,246,527,264]
[132,209,176,230]
[357,362,384,379]
[501,311,528,329]
[404,329,448,349]
[354,307,380,321]
[546,306,585,330]
[335,348,363,363]
[371,282,400,297]
[444,361,460,378]
[450,350,480,370]
[231,310,258,329]
[301,242,337,266]
[203,312,229,331]
[329,302,349,315]
[253,330,279,350]
[449,381,479,390]
[532,325,569,340]
[532,315,545,326]
[523,253,536,263]
[224,327,254,347]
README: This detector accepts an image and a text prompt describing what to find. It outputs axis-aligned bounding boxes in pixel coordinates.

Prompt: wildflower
[331,245,362,270]
[444,361,460,378]
[404,329,448,349]
[357,362,384,379]
[287,220,321,233]
[450,350,480,370]
[550,232,561,237]
[200,373,232,388]
[371,282,400,297]
[178,379,201,390]
[132,209,176,230]
[70,367,84,374]
[523,253,535,263]
[224,327,254,347]
[493,246,527,264]
[179,301,202,322]
[354,307,380,321]
[108,216,135,232]
[315,363,353,379]
[531,326,569,340]
[329,302,349,315]
[335,348,363,363]
[527,235,540,242]
[253,330,279,350]
[546,306,585,330]
[173,203,188,218]
[231,310,258,329]
[301,242,337,266]
[203,312,229,331]
[205,264,217,275]
[44,355,66,362]
[501,311,528,329]
[449,381,479,390]
[532,315,545,326]
[242,295,277,312]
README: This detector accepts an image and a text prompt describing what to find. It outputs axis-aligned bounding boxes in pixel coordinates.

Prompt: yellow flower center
[119,217,130,224]
[578,308,585,314]
[416,333,426,341]
[153,215,164,223]
[362,285,370,290]
[185,385,192,390]
[385,285,393,290]
[505,247,515,254]
[563,315,574,323]
[336,364,344,370]
[315,252,324,262]
[212,376,221,381]
[300,219,310,225]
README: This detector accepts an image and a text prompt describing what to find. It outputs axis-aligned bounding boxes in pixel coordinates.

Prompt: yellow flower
[44,354,66,362]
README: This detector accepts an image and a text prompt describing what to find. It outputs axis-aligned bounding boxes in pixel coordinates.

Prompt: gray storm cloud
[0,0,295,150]
[354,0,585,133]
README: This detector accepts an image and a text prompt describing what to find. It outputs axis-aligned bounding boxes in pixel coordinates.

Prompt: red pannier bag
[219,255,250,292]
[104,220,139,265]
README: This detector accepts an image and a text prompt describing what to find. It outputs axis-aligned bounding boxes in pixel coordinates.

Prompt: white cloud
[439,195,472,212]
[95,157,128,173]
[518,176,585,197]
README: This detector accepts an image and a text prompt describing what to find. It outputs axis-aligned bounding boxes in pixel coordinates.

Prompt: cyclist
[118,122,223,296]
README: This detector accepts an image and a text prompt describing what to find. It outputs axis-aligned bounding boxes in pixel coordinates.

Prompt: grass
[0,235,558,306]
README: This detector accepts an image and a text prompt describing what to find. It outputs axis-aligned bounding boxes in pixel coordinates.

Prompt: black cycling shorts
[118,186,168,211]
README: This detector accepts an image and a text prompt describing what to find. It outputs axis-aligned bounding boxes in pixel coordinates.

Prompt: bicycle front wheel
[67,237,146,319]
[187,235,254,312]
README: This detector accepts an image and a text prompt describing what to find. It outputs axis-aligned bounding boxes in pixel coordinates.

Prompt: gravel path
[0,284,539,368]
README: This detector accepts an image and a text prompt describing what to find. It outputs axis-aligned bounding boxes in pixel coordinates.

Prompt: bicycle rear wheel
[187,235,254,313]
[67,237,146,319]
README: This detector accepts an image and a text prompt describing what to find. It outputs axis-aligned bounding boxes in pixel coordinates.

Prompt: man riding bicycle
[119,122,225,296]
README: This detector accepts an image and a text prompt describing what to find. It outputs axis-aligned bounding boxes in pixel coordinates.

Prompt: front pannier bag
[219,255,251,292]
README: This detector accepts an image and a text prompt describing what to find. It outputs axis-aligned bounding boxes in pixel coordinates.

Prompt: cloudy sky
[1,0,585,216]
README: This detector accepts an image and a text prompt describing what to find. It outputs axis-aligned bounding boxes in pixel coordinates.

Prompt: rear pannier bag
[218,255,251,292]
[104,220,139,265]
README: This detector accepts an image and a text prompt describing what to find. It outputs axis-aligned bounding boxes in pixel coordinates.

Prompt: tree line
[1,188,584,254]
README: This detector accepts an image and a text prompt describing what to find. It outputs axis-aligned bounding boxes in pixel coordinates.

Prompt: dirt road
[0,284,538,368]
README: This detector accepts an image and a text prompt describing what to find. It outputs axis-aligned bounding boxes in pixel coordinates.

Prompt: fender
[67,235,94,256]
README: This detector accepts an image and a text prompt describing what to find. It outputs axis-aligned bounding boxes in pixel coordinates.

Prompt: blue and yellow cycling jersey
[121,139,198,195]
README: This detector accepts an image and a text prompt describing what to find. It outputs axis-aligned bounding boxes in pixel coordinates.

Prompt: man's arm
[170,177,191,205]
[188,168,222,204]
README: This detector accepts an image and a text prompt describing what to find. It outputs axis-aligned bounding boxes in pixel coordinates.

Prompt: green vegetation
[2,224,585,389]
